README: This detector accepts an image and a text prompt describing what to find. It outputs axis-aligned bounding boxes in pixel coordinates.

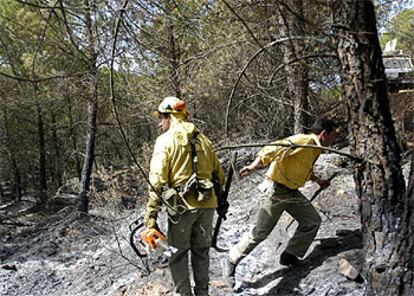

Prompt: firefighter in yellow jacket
[223,118,337,287]
[144,97,225,296]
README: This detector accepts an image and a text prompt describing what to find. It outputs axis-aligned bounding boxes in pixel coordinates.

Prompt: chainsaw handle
[129,218,144,231]
[129,218,147,258]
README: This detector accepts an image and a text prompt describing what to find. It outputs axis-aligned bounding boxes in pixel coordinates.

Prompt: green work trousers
[168,208,215,296]
[229,180,321,264]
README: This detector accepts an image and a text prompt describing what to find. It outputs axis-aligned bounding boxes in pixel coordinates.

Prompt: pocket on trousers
[258,179,275,199]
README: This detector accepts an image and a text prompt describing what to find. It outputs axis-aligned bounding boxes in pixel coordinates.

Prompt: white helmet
[157,97,186,114]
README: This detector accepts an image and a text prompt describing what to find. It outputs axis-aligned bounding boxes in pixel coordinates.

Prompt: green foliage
[381,9,414,58]
[0,0,383,201]
[0,0,89,197]
[375,0,413,28]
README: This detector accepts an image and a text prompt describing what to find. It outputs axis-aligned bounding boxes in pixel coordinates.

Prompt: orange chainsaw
[129,217,177,270]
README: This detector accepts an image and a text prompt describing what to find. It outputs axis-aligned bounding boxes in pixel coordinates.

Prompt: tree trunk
[332,0,414,295]
[11,155,22,202]
[278,0,309,133]
[36,102,47,202]
[67,94,82,180]
[51,110,62,188]
[0,182,4,199]
[165,1,181,98]
[2,110,22,201]
[79,0,98,213]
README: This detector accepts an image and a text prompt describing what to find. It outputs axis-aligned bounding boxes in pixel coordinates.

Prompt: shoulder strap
[189,131,199,176]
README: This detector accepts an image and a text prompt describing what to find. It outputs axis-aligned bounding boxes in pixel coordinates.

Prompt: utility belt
[274,181,295,192]
[258,177,295,193]
[162,175,216,217]
[177,174,215,200]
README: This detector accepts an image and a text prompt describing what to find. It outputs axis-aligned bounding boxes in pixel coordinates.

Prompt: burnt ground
[2,151,406,296]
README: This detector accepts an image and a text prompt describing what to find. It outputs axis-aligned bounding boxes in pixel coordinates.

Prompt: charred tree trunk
[332,0,414,295]
[79,0,98,213]
[51,110,62,188]
[36,102,47,202]
[4,149,22,202]
[67,95,82,180]
[278,0,309,133]
[11,154,22,202]
[2,110,22,201]
[0,182,4,199]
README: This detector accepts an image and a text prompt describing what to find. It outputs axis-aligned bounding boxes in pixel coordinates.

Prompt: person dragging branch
[222,117,338,287]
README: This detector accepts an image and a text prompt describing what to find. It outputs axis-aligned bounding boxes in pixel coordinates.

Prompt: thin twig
[221,0,268,53]
[107,0,181,218]
[0,71,69,82]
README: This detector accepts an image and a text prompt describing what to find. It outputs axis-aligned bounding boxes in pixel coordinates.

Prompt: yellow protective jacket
[257,133,321,189]
[146,117,225,219]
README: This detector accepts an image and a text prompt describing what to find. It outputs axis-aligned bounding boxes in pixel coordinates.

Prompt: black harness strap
[189,131,199,185]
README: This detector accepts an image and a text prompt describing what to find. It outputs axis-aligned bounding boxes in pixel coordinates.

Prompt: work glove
[144,217,156,228]
[144,212,157,229]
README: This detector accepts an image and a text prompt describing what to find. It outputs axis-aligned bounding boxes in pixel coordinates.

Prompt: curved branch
[108,0,165,202]
[58,0,88,61]
[267,53,338,85]
[0,71,68,82]
[109,0,131,149]
[224,36,323,140]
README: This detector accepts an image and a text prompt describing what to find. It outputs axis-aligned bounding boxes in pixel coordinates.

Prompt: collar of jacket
[309,133,322,147]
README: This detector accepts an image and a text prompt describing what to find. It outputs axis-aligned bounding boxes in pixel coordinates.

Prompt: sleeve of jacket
[145,136,170,220]
[202,135,225,188]
[256,140,285,166]
[212,150,225,189]
[285,136,314,157]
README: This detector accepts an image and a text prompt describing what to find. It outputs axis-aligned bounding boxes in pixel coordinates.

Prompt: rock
[1,264,17,271]
[338,258,360,280]
[113,284,128,296]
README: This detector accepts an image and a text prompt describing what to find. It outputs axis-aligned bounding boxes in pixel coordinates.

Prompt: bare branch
[14,0,60,9]
[224,36,323,140]
[215,141,370,164]
[0,71,69,83]
[221,0,268,53]
[267,53,338,85]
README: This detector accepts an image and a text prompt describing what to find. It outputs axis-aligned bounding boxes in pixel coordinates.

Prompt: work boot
[279,251,303,266]
[221,258,237,288]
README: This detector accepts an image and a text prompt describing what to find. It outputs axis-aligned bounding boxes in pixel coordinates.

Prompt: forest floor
[1,150,395,296]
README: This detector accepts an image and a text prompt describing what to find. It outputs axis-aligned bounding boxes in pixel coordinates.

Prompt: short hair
[158,112,170,119]
[310,117,337,134]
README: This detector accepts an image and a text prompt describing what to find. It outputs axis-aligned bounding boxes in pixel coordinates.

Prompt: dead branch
[215,141,366,163]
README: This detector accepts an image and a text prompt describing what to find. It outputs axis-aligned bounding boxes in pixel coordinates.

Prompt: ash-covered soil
[1,151,370,296]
